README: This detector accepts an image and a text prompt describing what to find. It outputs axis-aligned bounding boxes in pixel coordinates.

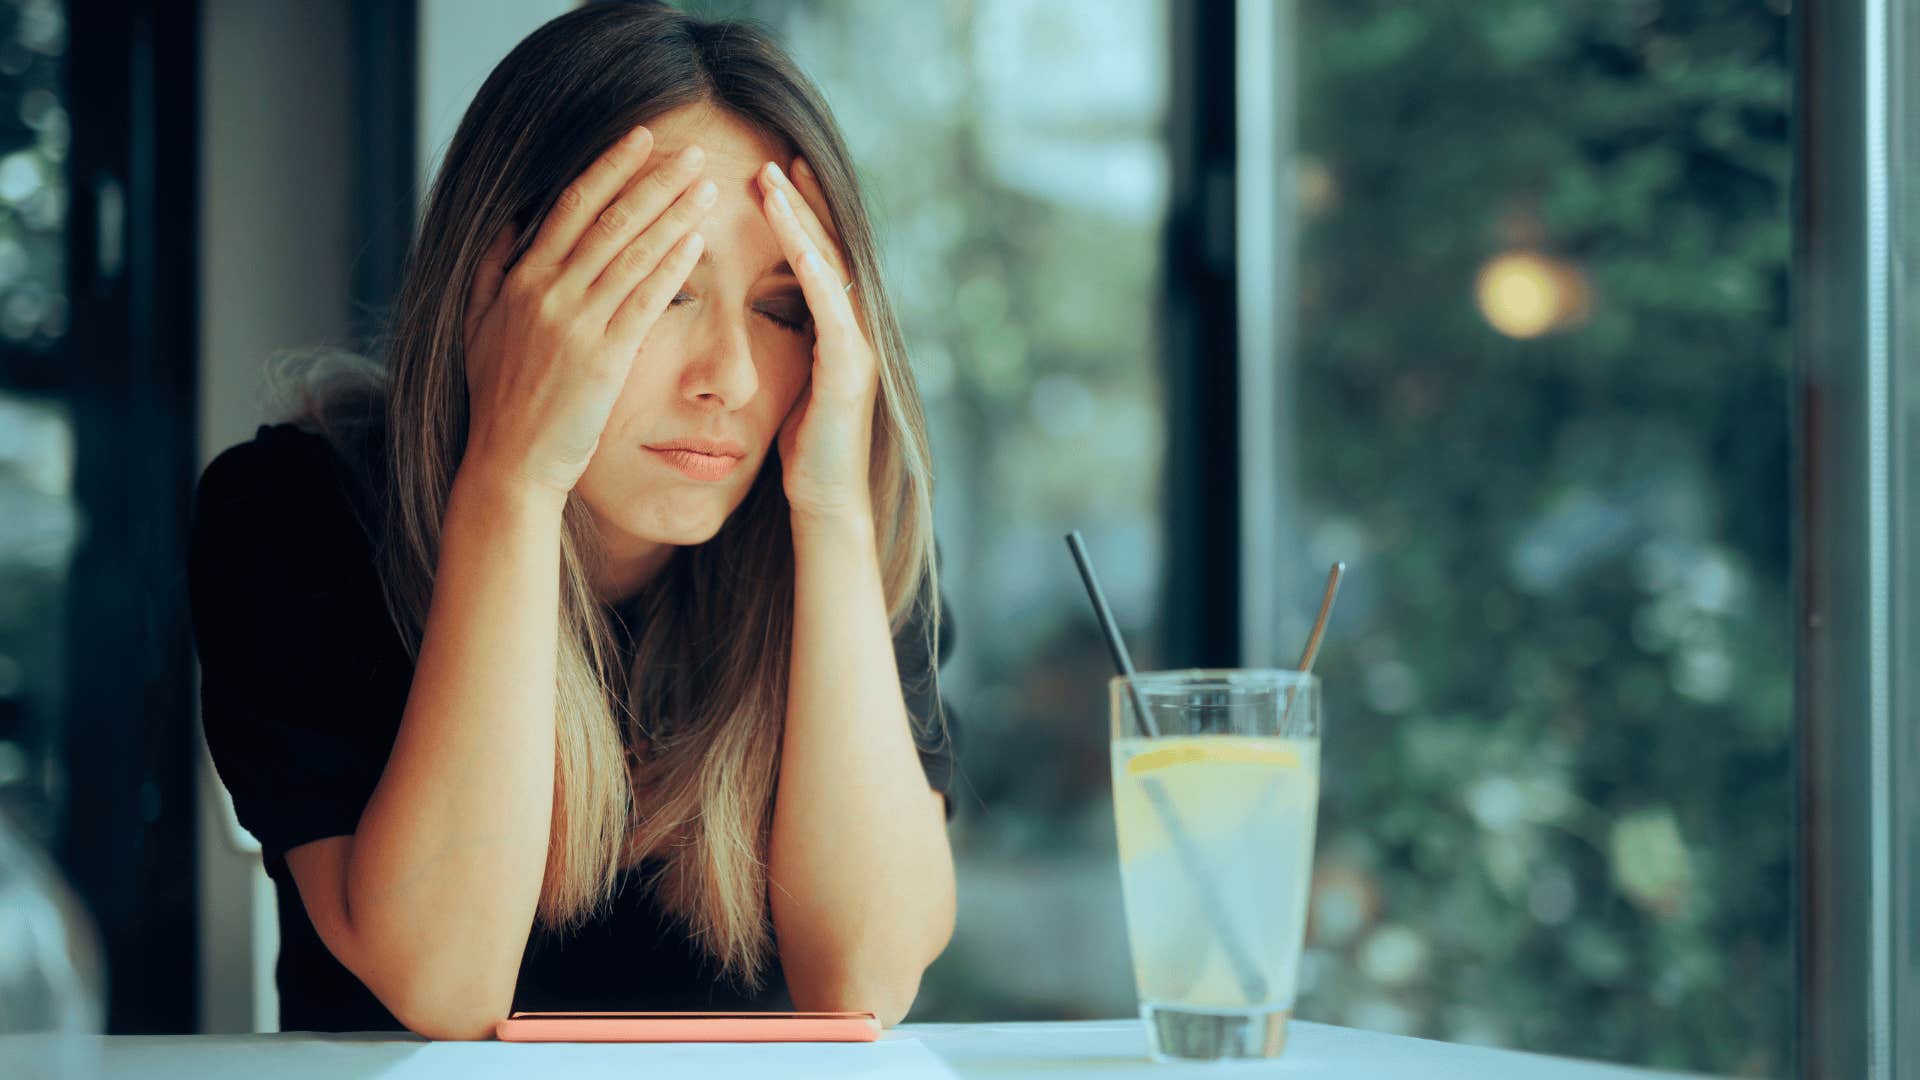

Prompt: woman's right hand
[459,124,717,501]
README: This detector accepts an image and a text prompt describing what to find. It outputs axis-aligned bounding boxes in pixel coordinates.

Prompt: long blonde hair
[298,2,940,992]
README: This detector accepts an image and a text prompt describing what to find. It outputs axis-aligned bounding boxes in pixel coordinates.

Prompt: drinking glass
[1110,668,1321,1063]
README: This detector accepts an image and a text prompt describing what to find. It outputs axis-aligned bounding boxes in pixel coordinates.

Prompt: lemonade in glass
[1109,670,1321,1062]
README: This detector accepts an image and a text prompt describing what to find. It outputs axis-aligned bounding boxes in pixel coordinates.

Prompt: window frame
[53,0,203,1033]
[1230,0,1916,1074]
[1793,1,1919,1076]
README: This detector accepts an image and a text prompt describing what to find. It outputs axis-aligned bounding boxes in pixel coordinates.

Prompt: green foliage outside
[1290,2,1791,1073]
[677,0,1791,1071]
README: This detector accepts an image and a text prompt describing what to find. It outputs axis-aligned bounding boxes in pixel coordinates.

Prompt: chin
[621,511,728,548]
[649,518,728,546]
[615,486,738,546]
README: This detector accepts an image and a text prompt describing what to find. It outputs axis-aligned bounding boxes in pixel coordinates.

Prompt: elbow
[867,976,922,1030]
[787,962,927,1029]
[793,983,918,1030]
[307,842,525,1040]
[370,942,517,1040]
[337,906,520,1040]
[400,1011,501,1042]
[386,983,512,1041]
[783,914,956,1022]
[331,930,514,1040]
[336,929,515,1039]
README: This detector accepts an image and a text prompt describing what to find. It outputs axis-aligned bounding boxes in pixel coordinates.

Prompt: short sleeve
[893,548,961,822]
[188,425,408,874]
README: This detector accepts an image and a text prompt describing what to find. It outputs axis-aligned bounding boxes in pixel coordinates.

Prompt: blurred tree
[1291,1,1791,1075]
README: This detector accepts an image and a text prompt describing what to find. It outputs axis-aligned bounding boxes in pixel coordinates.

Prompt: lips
[647,446,743,482]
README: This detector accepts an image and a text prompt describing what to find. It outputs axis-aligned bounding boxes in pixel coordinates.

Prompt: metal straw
[1296,563,1344,673]
[1280,562,1345,728]
[1245,561,1347,830]
[1065,531,1269,1004]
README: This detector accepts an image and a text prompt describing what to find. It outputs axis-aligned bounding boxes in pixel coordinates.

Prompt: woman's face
[573,103,815,575]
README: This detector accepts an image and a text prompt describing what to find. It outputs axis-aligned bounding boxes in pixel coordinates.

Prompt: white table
[92,1019,1706,1078]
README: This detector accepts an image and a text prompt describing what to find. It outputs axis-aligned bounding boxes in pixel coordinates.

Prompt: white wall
[416,0,579,224]
[196,0,355,1034]
[193,0,580,1034]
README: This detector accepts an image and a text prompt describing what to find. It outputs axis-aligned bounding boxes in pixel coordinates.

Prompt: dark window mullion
[1161,0,1240,670]
[57,0,200,1034]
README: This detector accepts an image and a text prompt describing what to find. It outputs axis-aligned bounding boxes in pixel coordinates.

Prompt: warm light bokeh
[1474,251,1592,339]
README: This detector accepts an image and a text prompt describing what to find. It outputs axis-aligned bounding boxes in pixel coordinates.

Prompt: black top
[187,421,959,1033]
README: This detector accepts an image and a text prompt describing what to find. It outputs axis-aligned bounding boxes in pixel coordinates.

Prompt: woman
[188,2,958,1039]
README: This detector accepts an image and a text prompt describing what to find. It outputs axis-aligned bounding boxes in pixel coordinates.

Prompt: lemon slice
[1125,738,1302,776]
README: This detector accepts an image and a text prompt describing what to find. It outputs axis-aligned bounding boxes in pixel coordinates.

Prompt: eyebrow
[696,248,797,280]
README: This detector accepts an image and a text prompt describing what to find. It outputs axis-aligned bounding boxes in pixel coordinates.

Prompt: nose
[681,318,760,409]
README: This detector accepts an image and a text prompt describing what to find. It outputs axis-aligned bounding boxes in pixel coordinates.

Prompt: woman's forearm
[769,511,957,1027]
[341,463,566,1034]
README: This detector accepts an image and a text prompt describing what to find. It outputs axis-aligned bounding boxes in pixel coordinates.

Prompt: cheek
[573,439,657,517]
[572,357,669,497]
[611,342,678,417]
[766,342,813,410]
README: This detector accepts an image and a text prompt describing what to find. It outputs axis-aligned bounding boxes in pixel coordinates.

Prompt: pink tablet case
[494,1010,882,1043]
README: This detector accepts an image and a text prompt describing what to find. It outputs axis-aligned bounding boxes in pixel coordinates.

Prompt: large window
[0,0,72,850]
[683,0,1174,1020]
[1272,3,1792,1073]
[685,3,1798,1068]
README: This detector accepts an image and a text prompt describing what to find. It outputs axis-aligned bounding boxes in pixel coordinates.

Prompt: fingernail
[766,161,786,185]
[794,157,813,180]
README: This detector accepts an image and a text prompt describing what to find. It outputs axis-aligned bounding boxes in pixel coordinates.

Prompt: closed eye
[670,292,813,335]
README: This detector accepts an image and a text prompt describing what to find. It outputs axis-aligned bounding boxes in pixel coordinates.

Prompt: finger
[606,228,704,346]
[762,185,861,354]
[759,174,870,378]
[583,172,716,322]
[788,157,844,252]
[790,250,869,399]
[519,125,656,271]
[560,145,710,296]
[759,161,849,281]
[465,222,516,345]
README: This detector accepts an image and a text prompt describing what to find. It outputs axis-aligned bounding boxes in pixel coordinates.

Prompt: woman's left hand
[757,156,878,529]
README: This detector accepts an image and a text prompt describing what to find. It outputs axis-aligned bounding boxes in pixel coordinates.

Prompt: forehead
[644,103,789,195]
[642,104,791,277]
